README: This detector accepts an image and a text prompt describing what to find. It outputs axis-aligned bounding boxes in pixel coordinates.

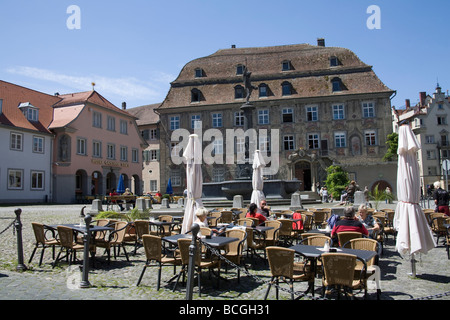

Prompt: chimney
[419,92,426,106]
[122,102,127,110]
[317,38,325,47]
[405,99,410,109]
[231,44,236,49]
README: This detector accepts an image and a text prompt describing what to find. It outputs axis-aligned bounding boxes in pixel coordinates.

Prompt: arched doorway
[371,180,392,194]
[294,161,312,191]
[75,169,88,200]
[106,172,116,194]
[132,174,141,195]
[91,171,102,195]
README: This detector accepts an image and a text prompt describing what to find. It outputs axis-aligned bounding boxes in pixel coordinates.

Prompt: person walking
[433,181,449,216]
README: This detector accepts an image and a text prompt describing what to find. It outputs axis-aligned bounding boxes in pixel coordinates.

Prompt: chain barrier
[198,238,326,300]
[0,217,16,236]
[410,291,450,301]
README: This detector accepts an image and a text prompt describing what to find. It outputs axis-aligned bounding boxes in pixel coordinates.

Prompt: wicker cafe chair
[208,211,222,227]
[220,211,234,224]
[245,227,266,262]
[264,246,313,300]
[133,220,150,254]
[237,218,255,227]
[301,213,313,232]
[321,253,359,300]
[172,238,221,296]
[337,231,362,247]
[263,220,281,246]
[136,235,180,290]
[278,219,298,246]
[95,221,130,264]
[52,226,86,268]
[158,215,177,237]
[343,238,381,299]
[301,235,331,247]
[29,223,59,266]
[312,211,328,229]
[383,210,397,241]
[223,229,248,283]
[431,215,450,244]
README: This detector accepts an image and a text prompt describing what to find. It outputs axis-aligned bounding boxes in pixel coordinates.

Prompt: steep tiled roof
[0,80,61,134]
[158,43,394,110]
[126,103,161,126]
[54,91,135,118]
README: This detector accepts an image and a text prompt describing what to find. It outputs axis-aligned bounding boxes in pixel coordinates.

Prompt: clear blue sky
[1,0,449,110]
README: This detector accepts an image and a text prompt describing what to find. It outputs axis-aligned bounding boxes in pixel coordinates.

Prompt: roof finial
[91,82,96,91]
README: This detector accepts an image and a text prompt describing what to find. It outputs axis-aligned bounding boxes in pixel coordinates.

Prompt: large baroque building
[156,40,397,197]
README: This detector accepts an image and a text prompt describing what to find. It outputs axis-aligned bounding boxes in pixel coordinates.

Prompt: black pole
[14,208,27,272]
[186,223,199,300]
[79,214,92,288]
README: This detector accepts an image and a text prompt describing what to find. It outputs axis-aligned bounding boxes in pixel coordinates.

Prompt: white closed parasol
[181,134,203,234]
[394,124,436,276]
[250,150,266,207]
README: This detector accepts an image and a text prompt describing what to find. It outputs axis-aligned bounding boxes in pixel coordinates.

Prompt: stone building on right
[393,84,450,193]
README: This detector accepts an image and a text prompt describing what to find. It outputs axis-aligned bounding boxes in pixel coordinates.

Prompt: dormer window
[259,84,268,98]
[330,56,339,67]
[281,81,293,96]
[18,102,39,122]
[191,88,203,102]
[331,77,344,92]
[234,85,244,99]
[282,60,292,71]
[236,64,244,75]
[194,68,204,78]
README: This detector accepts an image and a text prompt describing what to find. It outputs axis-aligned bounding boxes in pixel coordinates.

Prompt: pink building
[49,91,147,203]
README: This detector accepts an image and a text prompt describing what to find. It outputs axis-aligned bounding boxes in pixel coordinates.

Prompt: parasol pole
[409,253,417,277]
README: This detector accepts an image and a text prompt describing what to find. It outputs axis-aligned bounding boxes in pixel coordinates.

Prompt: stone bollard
[90,199,103,215]
[178,197,185,208]
[136,198,146,212]
[145,198,152,209]
[289,192,303,211]
[161,198,170,208]
[233,195,244,208]
[353,191,365,207]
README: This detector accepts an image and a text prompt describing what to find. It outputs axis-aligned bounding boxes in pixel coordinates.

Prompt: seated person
[122,188,135,208]
[194,208,221,235]
[246,202,267,225]
[356,204,380,237]
[109,188,124,211]
[194,208,210,228]
[257,199,270,217]
[331,206,368,245]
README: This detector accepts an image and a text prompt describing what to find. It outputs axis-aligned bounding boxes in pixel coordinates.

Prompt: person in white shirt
[194,208,210,228]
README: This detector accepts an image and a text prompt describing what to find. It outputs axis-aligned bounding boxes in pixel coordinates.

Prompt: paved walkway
[0,201,448,302]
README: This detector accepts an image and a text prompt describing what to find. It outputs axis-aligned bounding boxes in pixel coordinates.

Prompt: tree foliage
[324,165,350,199]
[383,132,398,161]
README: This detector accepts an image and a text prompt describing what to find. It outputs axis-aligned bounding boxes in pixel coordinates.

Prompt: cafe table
[163,233,238,248]
[149,219,180,235]
[46,223,115,271]
[288,244,377,297]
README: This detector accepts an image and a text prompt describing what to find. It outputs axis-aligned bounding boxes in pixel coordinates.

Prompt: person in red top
[246,203,267,225]
[331,206,368,245]
[109,189,124,211]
